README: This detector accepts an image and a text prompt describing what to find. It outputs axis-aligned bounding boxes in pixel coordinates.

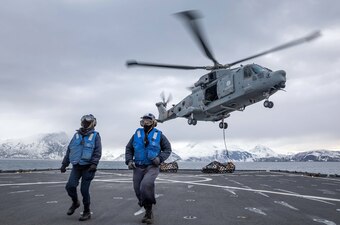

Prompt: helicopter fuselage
[156,64,286,124]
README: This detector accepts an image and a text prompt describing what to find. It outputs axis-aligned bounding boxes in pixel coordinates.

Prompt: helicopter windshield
[250,64,268,74]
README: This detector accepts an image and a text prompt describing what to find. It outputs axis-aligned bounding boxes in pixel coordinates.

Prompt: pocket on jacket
[81,143,94,160]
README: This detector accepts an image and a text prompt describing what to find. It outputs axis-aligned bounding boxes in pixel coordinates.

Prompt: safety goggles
[141,118,153,126]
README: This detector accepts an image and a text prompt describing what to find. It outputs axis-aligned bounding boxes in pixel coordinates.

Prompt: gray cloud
[1,0,340,156]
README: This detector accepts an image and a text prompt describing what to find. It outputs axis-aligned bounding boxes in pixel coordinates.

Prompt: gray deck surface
[0,170,339,225]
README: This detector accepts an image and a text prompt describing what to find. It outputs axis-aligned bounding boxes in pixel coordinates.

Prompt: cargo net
[202,161,236,173]
[160,161,178,173]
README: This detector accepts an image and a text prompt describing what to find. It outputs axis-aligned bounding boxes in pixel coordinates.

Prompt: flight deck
[0,170,339,225]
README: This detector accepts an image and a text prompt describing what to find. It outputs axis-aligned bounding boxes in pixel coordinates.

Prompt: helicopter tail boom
[155,102,177,122]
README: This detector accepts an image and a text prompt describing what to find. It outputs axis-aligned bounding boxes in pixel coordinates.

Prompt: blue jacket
[62,129,102,167]
[125,128,172,166]
[133,128,161,165]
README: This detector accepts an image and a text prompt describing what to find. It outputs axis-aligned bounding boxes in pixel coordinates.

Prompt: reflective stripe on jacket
[133,128,161,165]
[69,131,97,165]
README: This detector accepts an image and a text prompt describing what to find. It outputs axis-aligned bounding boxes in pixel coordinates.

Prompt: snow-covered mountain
[286,150,340,162]
[0,132,69,159]
[1,134,339,162]
[248,145,282,158]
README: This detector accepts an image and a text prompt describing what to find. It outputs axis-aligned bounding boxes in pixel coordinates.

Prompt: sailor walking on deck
[60,114,102,221]
[125,113,172,224]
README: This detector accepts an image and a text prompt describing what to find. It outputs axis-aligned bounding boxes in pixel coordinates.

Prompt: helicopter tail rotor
[156,92,172,122]
[160,91,173,108]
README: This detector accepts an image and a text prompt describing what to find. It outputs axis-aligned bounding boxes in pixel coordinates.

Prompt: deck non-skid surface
[0,170,339,225]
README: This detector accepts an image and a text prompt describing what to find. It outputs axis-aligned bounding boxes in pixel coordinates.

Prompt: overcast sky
[1,0,339,157]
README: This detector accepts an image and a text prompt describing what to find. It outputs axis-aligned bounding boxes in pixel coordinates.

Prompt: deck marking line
[183,216,197,219]
[224,189,236,195]
[274,201,298,210]
[313,218,336,225]
[303,197,335,205]
[157,178,340,202]
[245,207,267,215]
[1,181,65,187]
[9,190,34,194]
[256,192,269,198]
[274,188,298,194]
[35,194,45,197]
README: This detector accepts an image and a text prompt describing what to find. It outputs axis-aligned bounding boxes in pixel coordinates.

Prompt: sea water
[0,159,339,175]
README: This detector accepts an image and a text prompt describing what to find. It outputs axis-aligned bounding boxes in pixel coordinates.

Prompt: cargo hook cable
[221,118,231,162]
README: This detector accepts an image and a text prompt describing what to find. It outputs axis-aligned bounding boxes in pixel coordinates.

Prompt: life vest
[133,128,161,165]
[69,131,97,165]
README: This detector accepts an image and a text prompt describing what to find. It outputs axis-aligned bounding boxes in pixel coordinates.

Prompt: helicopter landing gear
[263,100,274,108]
[219,122,228,129]
[188,118,197,125]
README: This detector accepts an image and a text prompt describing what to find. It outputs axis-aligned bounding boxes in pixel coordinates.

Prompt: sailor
[125,113,172,224]
[60,114,102,221]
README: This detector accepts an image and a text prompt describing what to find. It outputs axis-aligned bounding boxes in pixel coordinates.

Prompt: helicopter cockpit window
[251,64,266,74]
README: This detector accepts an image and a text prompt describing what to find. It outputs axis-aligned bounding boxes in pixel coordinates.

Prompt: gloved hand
[88,164,97,172]
[128,161,136,170]
[60,165,67,173]
[152,157,160,166]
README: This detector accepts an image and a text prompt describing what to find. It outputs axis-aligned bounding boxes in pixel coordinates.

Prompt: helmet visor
[81,115,94,122]
[142,118,153,126]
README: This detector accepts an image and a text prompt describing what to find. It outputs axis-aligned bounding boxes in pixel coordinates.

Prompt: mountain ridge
[0,133,339,162]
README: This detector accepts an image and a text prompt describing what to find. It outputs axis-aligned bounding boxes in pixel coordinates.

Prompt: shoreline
[1,168,339,178]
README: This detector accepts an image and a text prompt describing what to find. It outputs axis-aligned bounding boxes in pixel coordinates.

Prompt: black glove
[60,165,67,173]
[88,164,97,172]
[152,157,160,166]
[128,161,136,170]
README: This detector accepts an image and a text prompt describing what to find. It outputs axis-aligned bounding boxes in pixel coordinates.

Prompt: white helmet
[140,113,157,127]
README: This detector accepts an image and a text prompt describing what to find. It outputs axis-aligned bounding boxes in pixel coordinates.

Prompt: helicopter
[126,10,320,129]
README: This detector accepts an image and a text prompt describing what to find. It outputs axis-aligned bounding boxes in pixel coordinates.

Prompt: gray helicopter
[127,10,320,129]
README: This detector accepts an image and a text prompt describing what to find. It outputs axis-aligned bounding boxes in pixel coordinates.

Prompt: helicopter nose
[275,70,286,79]
[273,70,286,81]
[273,70,286,88]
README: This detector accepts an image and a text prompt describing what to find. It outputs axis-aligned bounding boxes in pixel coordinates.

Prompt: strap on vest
[152,130,159,141]
[137,130,141,138]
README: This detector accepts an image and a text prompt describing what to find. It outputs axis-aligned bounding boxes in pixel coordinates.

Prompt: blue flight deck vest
[133,128,161,165]
[69,131,97,165]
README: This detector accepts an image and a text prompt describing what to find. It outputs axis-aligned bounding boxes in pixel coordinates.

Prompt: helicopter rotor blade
[167,93,173,104]
[175,10,220,66]
[160,91,166,103]
[126,60,208,70]
[228,31,321,67]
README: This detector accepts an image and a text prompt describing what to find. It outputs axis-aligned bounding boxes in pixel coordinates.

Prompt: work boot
[142,205,153,224]
[79,211,91,221]
[67,200,80,215]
